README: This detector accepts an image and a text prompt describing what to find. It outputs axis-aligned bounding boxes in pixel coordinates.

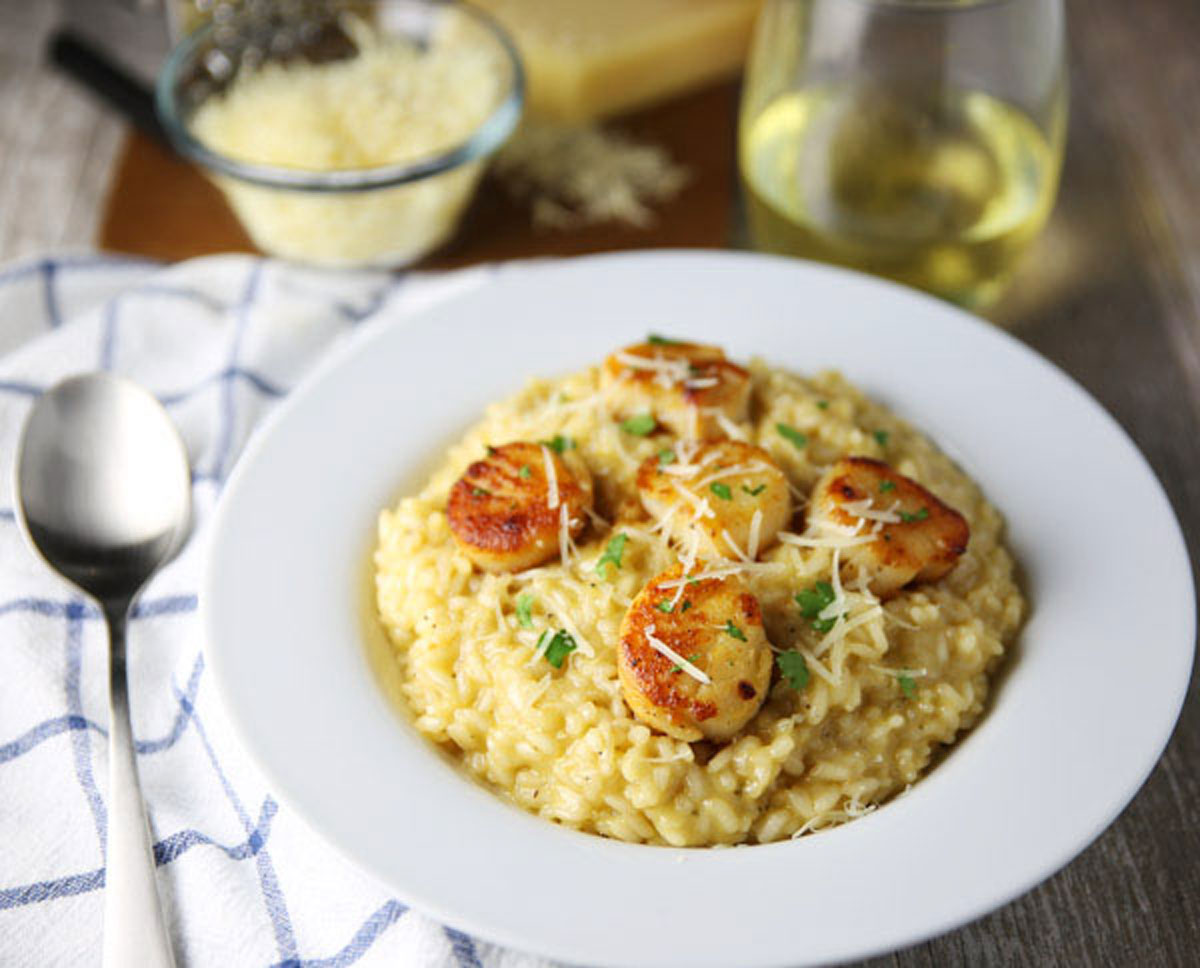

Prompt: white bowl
[203,251,1194,967]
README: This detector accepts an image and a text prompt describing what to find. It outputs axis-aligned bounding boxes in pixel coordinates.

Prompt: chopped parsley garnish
[873,430,890,447]
[485,445,497,456]
[596,532,628,578]
[795,581,842,633]
[816,400,829,410]
[519,464,532,479]
[655,600,675,613]
[777,651,810,691]
[710,482,733,501]
[540,434,575,454]
[899,508,930,523]
[724,621,746,641]
[879,480,896,493]
[680,600,692,613]
[742,483,767,496]
[672,652,701,673]
[516,594,535,629]
[898,673,916,699]
[796,581,835,619]
[538,629,577,669]
[471,486,490,497]
[776,423,808,449]
[658,448,676,465]
[621,413,657,436]
[647,333,680,346]
[686,576,700,586]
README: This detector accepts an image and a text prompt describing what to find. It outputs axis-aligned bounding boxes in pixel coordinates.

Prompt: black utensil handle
[47,29,167,144]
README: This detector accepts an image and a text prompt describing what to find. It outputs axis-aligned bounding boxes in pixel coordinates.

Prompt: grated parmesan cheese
[779,531,876,550]
[840,497,902,524]
[814,604,884,659]
[493,122,689,230]
[645,624,711,685]
[542,444,560,509]
[711,411,748,441]
[747,509,763,560]
[720,528,753,563]
[670,480,716,519]
[656,565,746,590]
[189,15,510,266]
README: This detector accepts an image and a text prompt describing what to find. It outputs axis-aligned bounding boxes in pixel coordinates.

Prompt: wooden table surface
[4,1,1199,965]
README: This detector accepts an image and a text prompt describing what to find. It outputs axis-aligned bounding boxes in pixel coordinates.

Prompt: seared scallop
[601,339,751,440]
[637,440,790,561]
[618,565,773,742]
[448,441,593,572]
[810,456,969,598]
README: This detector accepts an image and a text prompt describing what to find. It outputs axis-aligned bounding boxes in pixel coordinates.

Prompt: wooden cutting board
[98,82,739,268]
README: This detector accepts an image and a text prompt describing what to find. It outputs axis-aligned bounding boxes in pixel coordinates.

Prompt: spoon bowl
[14,371,190,968]
[17,372,190,599]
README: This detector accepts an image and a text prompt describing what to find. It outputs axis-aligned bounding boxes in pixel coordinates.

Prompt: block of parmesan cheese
[473,0,763,122]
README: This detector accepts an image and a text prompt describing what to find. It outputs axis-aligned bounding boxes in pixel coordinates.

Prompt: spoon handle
[102,606,176,968]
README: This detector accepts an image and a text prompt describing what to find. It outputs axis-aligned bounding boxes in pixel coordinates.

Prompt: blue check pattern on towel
[0,254,552,968]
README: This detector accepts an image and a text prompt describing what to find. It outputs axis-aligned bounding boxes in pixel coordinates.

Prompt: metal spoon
[14,372,189,968]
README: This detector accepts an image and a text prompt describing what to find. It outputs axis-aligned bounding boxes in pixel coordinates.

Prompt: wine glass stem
[102,602,176,968]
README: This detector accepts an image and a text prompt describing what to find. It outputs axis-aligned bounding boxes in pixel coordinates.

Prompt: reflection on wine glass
[739,0,1067,308]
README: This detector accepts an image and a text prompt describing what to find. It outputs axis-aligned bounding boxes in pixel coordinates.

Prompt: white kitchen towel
[0,253,554,968]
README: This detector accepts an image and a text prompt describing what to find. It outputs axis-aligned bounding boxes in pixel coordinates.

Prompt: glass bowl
[155,0,524,268]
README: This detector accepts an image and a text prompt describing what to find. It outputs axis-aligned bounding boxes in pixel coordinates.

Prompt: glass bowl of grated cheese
[156,0,524,267]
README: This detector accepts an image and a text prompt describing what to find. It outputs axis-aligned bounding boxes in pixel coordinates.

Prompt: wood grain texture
[3,0,1199,964]
[96,81,738,266]
[856,1,1200,964]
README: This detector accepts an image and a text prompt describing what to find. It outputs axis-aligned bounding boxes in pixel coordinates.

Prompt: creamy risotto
[373,342,1023,847]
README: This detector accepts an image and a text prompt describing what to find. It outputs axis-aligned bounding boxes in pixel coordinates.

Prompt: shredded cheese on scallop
[542,445,559,510]
[711,411,747,441]
[779,531,875,550]
[720,528,753,563]
[645,624,711,685]
[691,461,771,489]
[670,480,716,519]
[747,509,763,560]
[840,497,901,524]
[656,566,747,590]
[648,502,679,536]
[612,351,691,384]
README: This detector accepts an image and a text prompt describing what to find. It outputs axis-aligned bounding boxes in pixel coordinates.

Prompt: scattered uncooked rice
[373,360,1024,847]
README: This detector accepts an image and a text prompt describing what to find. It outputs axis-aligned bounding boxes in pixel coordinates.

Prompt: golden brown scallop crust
[601,340,751,440]
[813,456,969,597]
[448,441,593,572]
[618,565,773,742]
[635,440,791,560]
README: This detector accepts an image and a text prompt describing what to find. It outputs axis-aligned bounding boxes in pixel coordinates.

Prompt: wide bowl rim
[202,250,1196,967]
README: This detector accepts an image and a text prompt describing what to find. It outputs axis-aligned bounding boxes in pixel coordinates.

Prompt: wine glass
[739,0,1067,308]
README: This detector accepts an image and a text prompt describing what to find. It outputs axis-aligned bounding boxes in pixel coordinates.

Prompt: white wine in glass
[739,0,1067,308]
